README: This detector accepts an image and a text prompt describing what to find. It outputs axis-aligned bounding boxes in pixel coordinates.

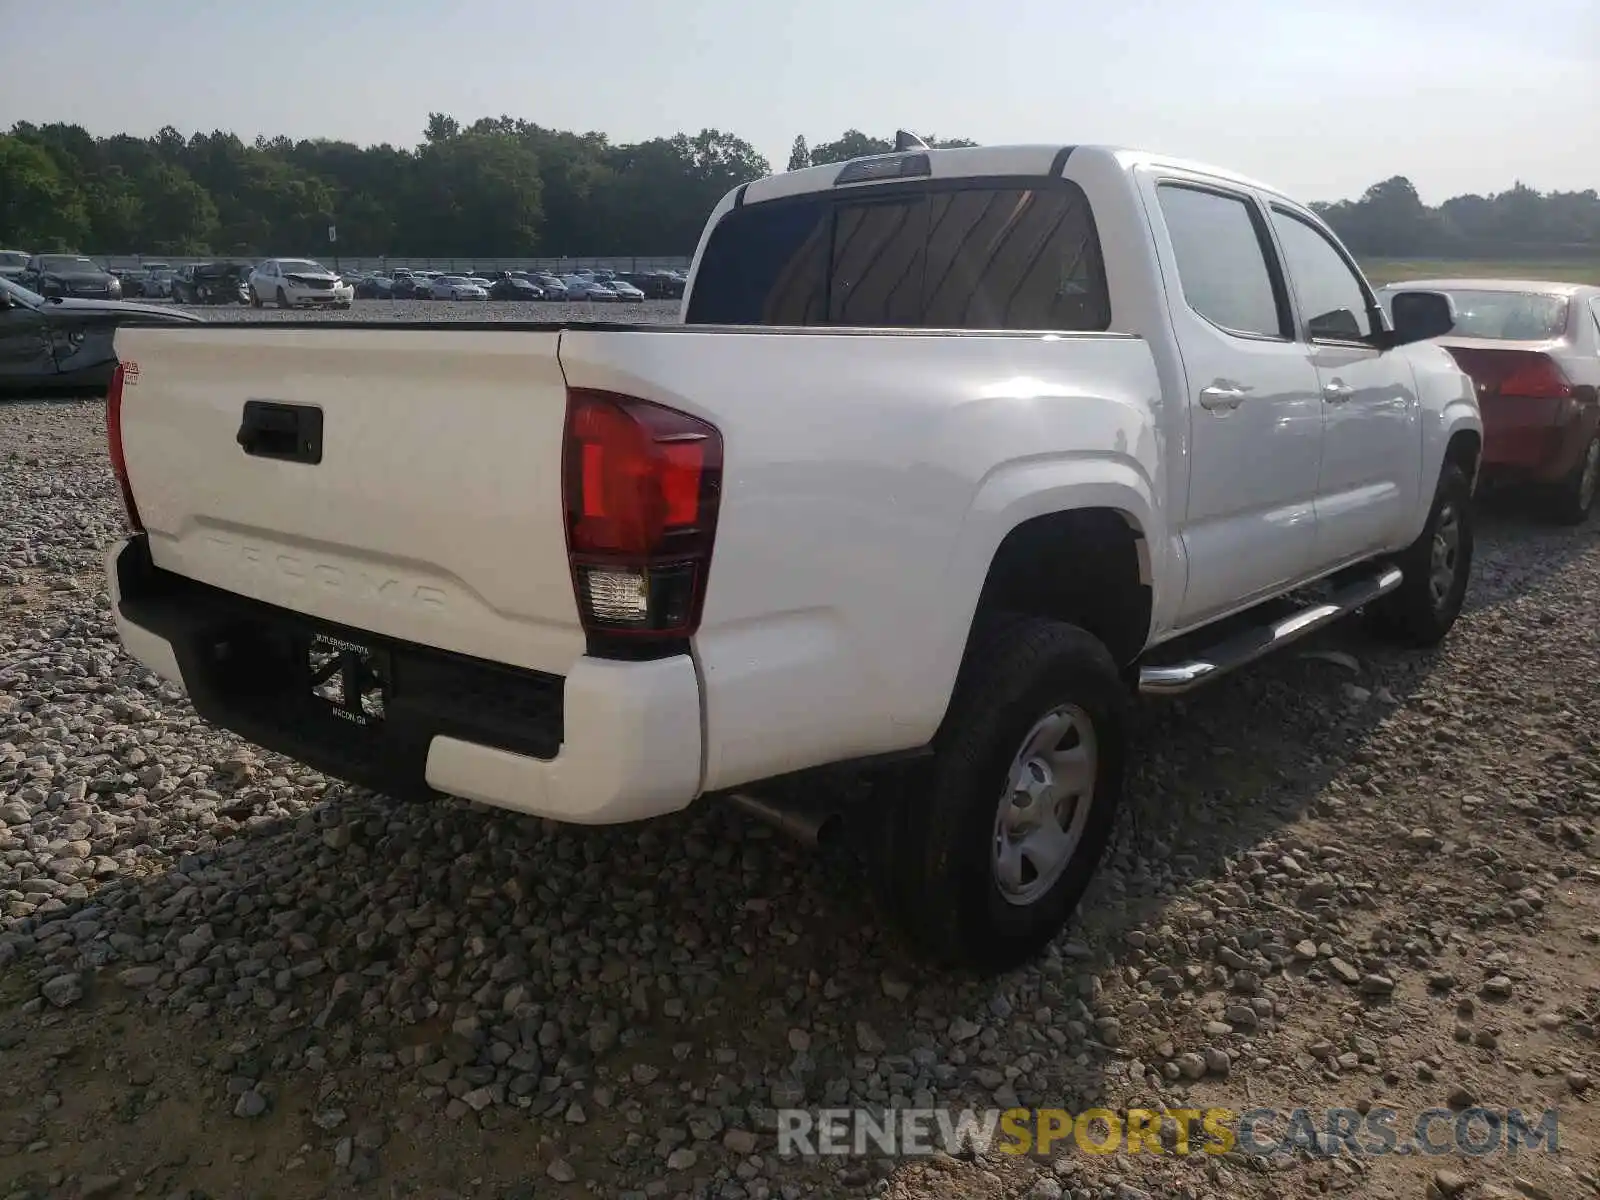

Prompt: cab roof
[740,143,1294,208]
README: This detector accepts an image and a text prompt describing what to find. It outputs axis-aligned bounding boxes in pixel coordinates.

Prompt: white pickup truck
[104,143,1482,972]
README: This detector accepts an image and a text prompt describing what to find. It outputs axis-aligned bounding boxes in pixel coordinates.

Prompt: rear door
[1139,173,1324,626]
[114,323,587,677]
[1266,205,1419,564]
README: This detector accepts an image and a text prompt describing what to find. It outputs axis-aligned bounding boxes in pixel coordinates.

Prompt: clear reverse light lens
[582,568,650,624]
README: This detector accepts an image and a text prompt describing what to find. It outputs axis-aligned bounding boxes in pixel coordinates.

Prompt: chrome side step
[1138,566,1403,696]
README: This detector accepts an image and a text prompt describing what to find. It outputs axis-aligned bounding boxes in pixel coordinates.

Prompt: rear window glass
[1386,289,1569,341]
[686,181,1110,331]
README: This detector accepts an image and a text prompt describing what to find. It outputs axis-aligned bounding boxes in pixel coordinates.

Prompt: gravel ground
[0,390,1596,1200]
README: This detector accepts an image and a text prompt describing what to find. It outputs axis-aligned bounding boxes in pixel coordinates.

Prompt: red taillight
[562,389,722,638]
[1499,354,1572,399]
[1446,347,1573,400]
[105,362,143,532]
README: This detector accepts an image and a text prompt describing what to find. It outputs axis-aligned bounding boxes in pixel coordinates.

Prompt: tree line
[1,116,1596,261]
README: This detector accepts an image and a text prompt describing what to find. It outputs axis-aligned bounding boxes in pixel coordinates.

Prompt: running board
[1137,566,1403,696]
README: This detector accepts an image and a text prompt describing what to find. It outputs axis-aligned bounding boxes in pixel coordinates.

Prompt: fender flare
[909,454,1165,737]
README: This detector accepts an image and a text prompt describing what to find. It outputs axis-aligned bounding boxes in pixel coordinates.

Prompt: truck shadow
[0,514,1593,1189]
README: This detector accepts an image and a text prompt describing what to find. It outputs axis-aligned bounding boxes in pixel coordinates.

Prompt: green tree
[2,117,1593,263]
[806,130,893,166]
[0,134,89,249]
[136,163,219,253]
[404,132,543,255]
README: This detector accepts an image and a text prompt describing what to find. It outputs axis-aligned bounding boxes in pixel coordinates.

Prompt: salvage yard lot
[1,390,1597,1199]
[1359,258,1600,286]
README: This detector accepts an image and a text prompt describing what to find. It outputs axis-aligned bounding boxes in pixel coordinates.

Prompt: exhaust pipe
[725,791,841,847]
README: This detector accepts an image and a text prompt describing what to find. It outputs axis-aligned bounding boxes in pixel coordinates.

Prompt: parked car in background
[636,270,686,299]
[607,278,646,303]
[0,274,199,395]
[389,273,425,300]
[173,261,253,305]
[141,264,176,299]
[562,275,614,301]
[110,268,145,298]
[103,141,1480,971]
[248,259,354,309]
[428,275,488,301]
[21,254,122,300]
[532,272,567,300]
[354,274,394,299]
[1380,279,1600,524]
[487,272,543,301]
[0,251,29,282]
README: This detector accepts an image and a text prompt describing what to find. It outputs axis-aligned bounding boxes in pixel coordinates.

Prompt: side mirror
[1308,307,1363,340]
[1388,290,1456,346]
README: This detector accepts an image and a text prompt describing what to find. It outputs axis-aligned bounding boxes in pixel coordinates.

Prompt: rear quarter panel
[559,327,1164,791]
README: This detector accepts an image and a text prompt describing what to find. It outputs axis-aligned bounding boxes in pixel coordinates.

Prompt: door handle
[1323,380,1354,403]
[1198,384,1247,411]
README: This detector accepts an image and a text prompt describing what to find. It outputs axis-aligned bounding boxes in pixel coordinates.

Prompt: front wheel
[871,615,1127,973]
[276,287,291,309]
[1551,435,1599,526]
[1366,463,1473,647]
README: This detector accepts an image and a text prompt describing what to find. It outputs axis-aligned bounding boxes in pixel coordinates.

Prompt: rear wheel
[249,286,263,309]
[871,615,1127,973]
[1366,463,1473,647]
[1551,435,1599,526]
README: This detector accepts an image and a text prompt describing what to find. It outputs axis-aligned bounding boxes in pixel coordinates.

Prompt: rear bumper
[1480,395,1596,484]
[105,536,704,823]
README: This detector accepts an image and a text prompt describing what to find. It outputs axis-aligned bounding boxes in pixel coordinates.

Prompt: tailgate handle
[237,401,323,464]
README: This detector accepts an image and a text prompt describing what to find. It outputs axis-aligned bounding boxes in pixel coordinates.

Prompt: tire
[249,287,263,309]
[1366,463,1473,647]
[276,287,291,309]
[871,615,1128,973]
[1551,435,1599,526]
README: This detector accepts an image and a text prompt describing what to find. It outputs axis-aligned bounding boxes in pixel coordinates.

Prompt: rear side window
[1155,185,1285,339]
[686,180,1110,331]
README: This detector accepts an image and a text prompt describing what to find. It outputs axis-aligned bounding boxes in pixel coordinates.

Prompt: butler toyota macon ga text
[102,141,1480,972]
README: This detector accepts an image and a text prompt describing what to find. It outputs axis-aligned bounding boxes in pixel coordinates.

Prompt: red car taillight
[1446,347,1574,400]
[562,388,722,639]
[1498,354,1573,400]
[105,362,144,532]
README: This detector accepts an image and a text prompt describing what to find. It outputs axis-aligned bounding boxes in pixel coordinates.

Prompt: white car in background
[608,279,646,303]
[248,259,354,309]
[429,275,488,301]
[562,275,616,301]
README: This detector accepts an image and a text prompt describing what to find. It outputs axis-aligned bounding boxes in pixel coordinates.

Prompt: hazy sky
[3,0,1596,204]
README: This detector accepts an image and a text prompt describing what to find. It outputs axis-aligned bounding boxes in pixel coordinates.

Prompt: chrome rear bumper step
[1138,566,1403,696]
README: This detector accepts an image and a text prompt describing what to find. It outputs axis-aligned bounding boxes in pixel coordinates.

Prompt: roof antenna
[894,129,930,152]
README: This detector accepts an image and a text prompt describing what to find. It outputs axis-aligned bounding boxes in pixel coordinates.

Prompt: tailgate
[114,324,586,677]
